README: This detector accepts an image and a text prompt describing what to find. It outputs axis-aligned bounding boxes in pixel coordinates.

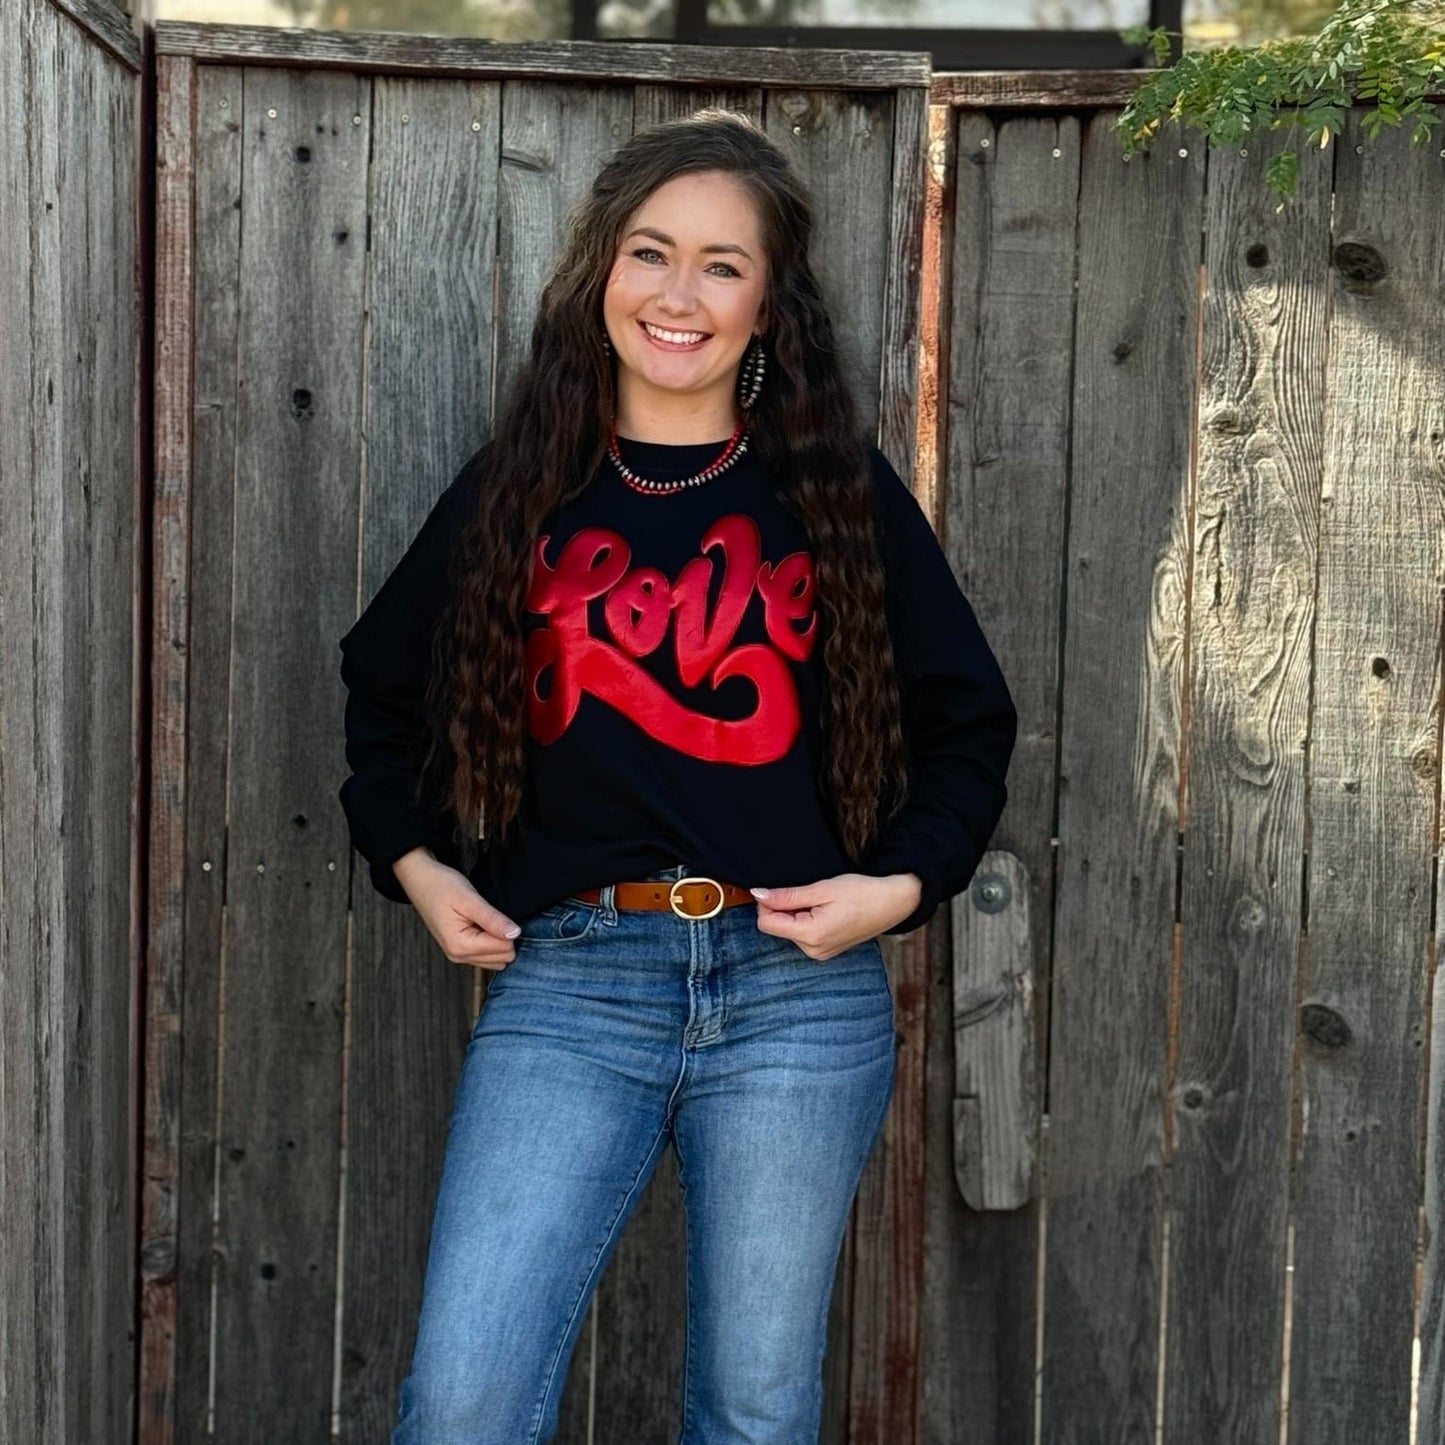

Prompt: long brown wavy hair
[422,108,908,874]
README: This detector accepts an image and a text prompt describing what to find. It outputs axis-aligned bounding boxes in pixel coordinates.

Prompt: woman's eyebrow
[624,226,753,261]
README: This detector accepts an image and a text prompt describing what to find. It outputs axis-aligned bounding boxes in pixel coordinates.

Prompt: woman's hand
[392,847,521,971]
[750,871,923,960]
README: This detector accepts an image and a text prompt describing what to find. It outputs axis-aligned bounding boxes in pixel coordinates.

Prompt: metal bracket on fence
[952,849,1037,1211]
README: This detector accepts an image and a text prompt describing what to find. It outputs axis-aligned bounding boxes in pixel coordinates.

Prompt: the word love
[524,513,817,764]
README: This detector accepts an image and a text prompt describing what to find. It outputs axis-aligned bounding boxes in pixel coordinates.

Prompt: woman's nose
[654,272,701,311]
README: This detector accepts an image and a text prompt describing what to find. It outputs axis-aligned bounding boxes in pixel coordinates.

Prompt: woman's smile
[638,319,712,351]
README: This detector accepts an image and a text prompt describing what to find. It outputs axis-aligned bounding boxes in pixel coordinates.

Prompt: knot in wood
[1301,1002,1351,1049]
[1332,241,1387,292]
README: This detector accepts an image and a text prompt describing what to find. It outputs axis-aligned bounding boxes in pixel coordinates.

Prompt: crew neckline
[614,432,736,459]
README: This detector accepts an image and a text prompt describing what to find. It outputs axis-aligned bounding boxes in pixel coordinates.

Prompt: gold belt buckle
[669,876,725,921]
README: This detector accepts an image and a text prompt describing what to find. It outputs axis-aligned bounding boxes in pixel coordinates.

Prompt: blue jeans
[392,865,897,1444]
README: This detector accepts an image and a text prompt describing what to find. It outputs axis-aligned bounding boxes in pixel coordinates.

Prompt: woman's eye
[629,247,740,278]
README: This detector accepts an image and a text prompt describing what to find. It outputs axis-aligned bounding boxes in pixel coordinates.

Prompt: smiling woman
[603,171,770,436]
[337,106,1017,1445]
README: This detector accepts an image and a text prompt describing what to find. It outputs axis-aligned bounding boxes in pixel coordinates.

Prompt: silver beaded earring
[737,333,766,410]
[602,331,612,353]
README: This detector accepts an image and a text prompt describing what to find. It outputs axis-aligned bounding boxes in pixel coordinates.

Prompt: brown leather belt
[573,876,752,920]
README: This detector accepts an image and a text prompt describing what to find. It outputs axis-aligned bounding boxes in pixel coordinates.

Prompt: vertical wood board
[1163,122,1331,1443]
[1288,108,1445,1445]
[1,3,140,1443]
[206,64,369,1441]
[1041,112,1205,1445]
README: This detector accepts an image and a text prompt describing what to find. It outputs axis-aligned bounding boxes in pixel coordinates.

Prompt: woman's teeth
[640,320,710,347]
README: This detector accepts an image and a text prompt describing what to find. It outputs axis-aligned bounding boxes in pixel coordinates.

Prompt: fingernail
[750,887,769,898]
[505,924,520,938]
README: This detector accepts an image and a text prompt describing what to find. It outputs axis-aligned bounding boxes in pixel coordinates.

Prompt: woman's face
[602,170,769,420]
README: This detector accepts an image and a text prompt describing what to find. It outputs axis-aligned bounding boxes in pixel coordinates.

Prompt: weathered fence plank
[764,88,894,442]
[48,0,141,71]
[633,81,764,130]
[155,22,931,90]
[61,27,140,1445]
[919,107,1080,1445]
[204,64,371,1440]
[1042,112,1205,1445]
[1,3,140,1443]
[141,49,197,1445]
[1163,123,1332,1443]
[1289,109,1445,1445]
[169,65,242,1445]
[0,9,44,1440]
[951,848,1037,1214]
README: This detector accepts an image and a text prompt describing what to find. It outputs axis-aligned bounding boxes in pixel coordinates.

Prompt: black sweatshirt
[337,434,1017,935]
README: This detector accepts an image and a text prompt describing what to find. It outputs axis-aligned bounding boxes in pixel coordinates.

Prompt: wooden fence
[3,4,1443,1441]
[919,73,1445,1445]
[0,3,144,1444]
[143,24,928,1445]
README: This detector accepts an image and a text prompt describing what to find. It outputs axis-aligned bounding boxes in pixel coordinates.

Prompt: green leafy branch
[1116,0,1445,205]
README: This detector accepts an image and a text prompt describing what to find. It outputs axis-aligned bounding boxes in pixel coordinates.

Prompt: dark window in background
[161,0,1325,67]
[591,0,1178,67]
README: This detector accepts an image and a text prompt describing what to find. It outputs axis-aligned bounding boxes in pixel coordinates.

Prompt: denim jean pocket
[514,895,603,947]
[846,936,892,996]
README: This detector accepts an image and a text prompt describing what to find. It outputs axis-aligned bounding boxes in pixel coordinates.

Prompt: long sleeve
[337,455,480,903]
[859,444,1018,935]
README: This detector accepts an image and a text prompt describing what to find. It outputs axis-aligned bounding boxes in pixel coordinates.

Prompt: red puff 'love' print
[524,513,817,764]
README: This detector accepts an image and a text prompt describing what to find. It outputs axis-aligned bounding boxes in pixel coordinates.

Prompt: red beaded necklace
[607,416,749,496]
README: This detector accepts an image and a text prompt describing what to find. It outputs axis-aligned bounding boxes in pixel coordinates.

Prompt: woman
[338,109,1017,1445]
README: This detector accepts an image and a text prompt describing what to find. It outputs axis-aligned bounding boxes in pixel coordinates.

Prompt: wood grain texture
[140,46,195,1445]
[762,87,894,441]
[169,64,245,1442]
[43,0,142,72]
[1,3,140,1442]
[931,70,1152,109]
[952,849,1037,1212]
[493,79,633,432]
[0,10,41,1434]
[26,17,70,1439]
[153,20,930,89]
[1163,122,1331,1444]
[1288,108,1445,1445]
[203,64,370,1441]
[1041,111,1205,1445]
[876,83,928,477]
[929,70,1445,109]
[921,107,1080,1445]
[632,82,764,130]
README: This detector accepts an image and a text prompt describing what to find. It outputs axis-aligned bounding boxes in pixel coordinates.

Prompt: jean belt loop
[600,882,617,924]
